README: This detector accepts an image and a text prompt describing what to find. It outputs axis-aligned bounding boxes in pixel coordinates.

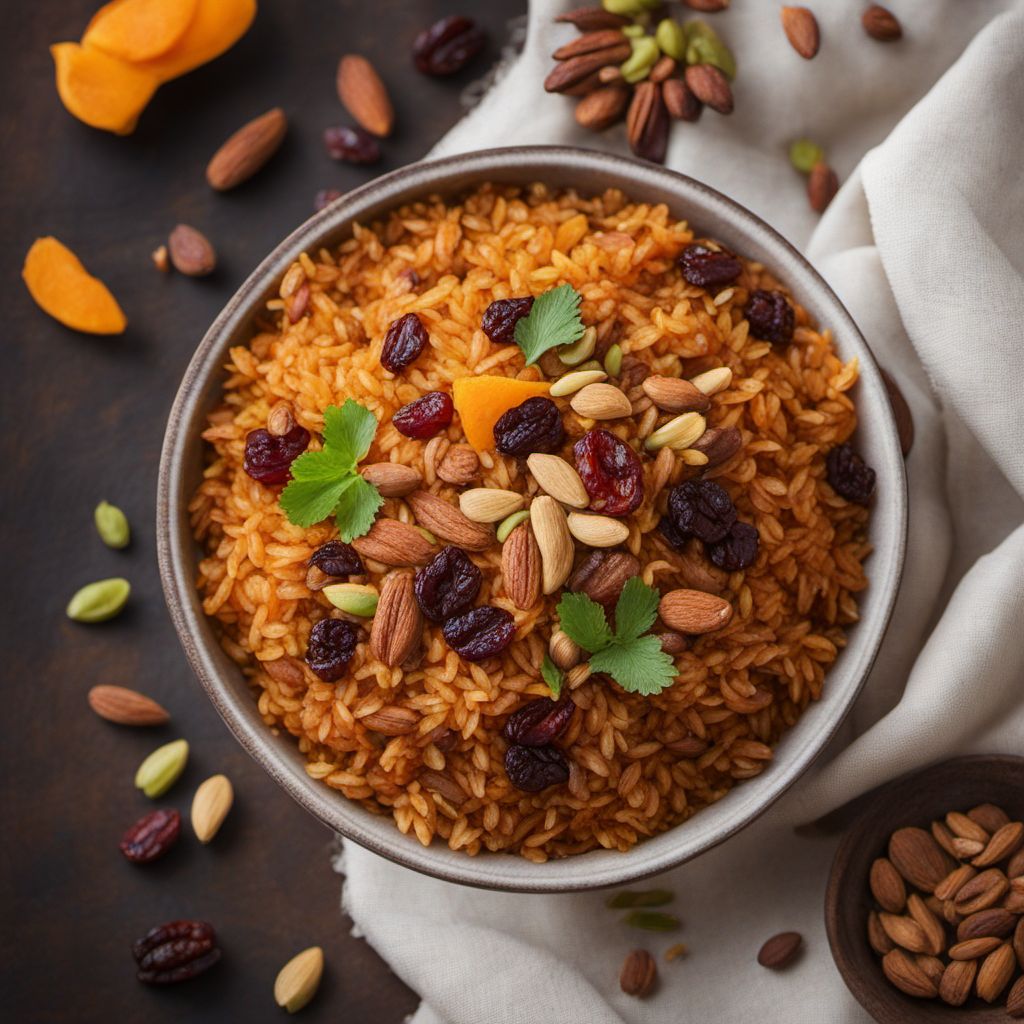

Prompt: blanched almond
[570,383,632,420]
[458,488,524,523]
[531,496,574,594]
[566,512,629,548]
[190,774,233,843]
[527,454,589,508]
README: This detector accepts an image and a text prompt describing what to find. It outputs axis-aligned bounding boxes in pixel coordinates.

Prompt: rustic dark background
[0,2,525,1021]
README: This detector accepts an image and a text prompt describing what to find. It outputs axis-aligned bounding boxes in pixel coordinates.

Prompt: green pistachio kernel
[322,583,379,617]
[621,23,645,38]
[496,510,531,544]
[66,577,131,623]
[602,0,660,15]
[620,35,660,84]
[684,20,736,79]
[94,501,130,549]
[603,343,624,377]
[789,139,825,174]
[624,910,681,932]
[654,19,686,61]
[134,739,189,799]
[557,325,597,366]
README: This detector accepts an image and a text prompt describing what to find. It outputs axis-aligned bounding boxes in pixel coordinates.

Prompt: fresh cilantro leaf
[287,446,353,483]
[556,591,613,653]
[279,477,351,529]
[514,283,584,365]
[613,576,660,643]
[333,474,384,543]
[589,636,678,697]
[322,399,378,467]
[540,654,564,699]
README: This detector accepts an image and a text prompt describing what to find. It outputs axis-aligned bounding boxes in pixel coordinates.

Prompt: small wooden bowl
[825,754,1024,1022]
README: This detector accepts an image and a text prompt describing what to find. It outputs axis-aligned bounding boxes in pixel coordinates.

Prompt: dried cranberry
[504,744,570,792]
[381,312,429,374]
[314,188,343,212]
[826,443,876,505]
[502,695,575,747]
[309,540,364,578]
[132,920,221,985]
[482,297,534,345]
[414,547,482,622]
[706,521,760,571]
[305,618,358,681]
[493,397,565,456]
[677,243,742,289]
[243,426,310,485]
[413,16,486,76]
[119,809,181,864]
[573,429,644,516]
[666,480,737,544]
[442,606,515,661]
[393,391,454,439]
[744,289,794,345]
[324,125,380,164]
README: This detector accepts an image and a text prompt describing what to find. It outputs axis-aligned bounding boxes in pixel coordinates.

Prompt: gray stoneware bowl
[157,146,907,892]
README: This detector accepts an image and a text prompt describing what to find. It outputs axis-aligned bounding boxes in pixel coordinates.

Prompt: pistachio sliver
[644,412,707,451]
[135,738,189,799]
[94,500,130,548]
[655,19,686,61]
[323,583,379,617]
[603,343,623,377]
[556,325,597,366]
[550,369,607,398]
[66,577,131,622]
[620,36,660,84]
[496,510,531,544]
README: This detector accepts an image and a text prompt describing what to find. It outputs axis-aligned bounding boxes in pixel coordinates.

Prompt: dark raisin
[393,391,454,439]
[381,312,429,374]
[413,16,486,76]
[243,425,310,485]
[309,540,364,579]
[133,920,221,985]
[657,514,688,552]
[502,695,576,747]
[119,809,181,864]
[323,125,380,164]
[493,397,565,456]
[305,618,358,681]
[482,296,534,344]
[573,429,645,516]
[826,443,876,505]
[666,480,737,544]
[504,744,570,792]
[706,521,760,571]
[414,547,482,622]
[442,606,515,661]
[744,289,794,345]
[314,188,342,212]
[677,243,742,289]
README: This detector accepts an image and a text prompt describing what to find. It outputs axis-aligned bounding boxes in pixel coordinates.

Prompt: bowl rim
[157,144,908,891]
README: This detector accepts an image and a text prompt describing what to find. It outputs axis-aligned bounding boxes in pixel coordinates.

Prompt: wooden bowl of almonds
[825,755,1024,1021]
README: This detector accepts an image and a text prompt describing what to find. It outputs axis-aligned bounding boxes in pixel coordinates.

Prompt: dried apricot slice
[83,0,201,63]
[452,375,551,451]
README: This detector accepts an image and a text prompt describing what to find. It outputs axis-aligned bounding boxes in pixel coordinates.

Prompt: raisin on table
[305,618,358,681]
[414,547,482,622]
[413,16,486,76]
[119,809,181,864]
[324,126,380,164]
[132,920,221,985]
[442,606,515,661]
[393,391,454,439]
[493,397,565,456]
[504,744,570,792]
[573,429,644,516]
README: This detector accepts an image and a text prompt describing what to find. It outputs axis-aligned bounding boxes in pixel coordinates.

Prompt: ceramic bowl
[157,145,907,891]
[825,755,1024,1021]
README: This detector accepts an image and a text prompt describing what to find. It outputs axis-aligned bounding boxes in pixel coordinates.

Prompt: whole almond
[969,804,1011,834]
[570,383,632,420]
[690,426,743,469]
[781,6,820,59]
[544,42,632,93]
[870,857,907,913]
[501,522,541,610]
[531,496,574,595]
[458,488,524,524]
[263,656,307,687]
[973,821,1024,867]
[938,957,977,1006]
[553,29,628,61]
[419,768,467,805]
[360,705,418,736]
[943,899,964,926]
[527,454,589,508]
[757,931,802,969]
[353,518,435,567]
[569,550,641,607]
[1009,847,1024,879]
[1004,875,1024,909]
[934,864,977,901]
[662,78,702,122]
[336,55,393,137]
[87,684,169,726]
[881,949,937,998]
[620,948,657,997]
[360,462,422,497]
[947,810,990,843]
[976,942,1016,1002]
[575,84,630,131]
[554,7,629,31]
[683,64,733,115]
[274,946,324,1014]
[889,827,956,892]
[949,936,1003,960]
[206,107,287,191]
[957,908,1017,942]
[566,512,630,549]
[167,224,216,277]
[867,910,895,955]
[914,954,945,986]
[190,774,233,844]
[953,837,986,859]
[642,376,711,414]
[370,571,423,667]
[808,162,839,213]
[1008,975,1024,1018]
[932,819,961,859]
[437,444,479,486]
[862,4,902,41]
[906,893,946,956]
[662,537,728,594]
[1015,916,1024,967]
[658,589,733,634]
[879,913,930,954]
[954,869,1010,915]
[407,491,494,551]
[626,80,668,162]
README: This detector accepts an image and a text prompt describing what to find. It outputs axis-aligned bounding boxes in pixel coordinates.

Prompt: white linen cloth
[339,4,1024,1020]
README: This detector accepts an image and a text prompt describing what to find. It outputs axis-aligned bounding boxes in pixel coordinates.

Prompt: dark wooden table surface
[0,2,524,1020]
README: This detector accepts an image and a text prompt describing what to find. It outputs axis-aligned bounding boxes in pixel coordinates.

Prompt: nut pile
[867,805,1024,1013]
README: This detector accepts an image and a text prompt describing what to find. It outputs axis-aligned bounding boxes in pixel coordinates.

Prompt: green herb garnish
[540,653,564,699]
[556,578,677,696]
[514,283,585,366]
[279,400,383,542]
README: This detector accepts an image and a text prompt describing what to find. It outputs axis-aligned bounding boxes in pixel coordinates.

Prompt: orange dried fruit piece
[83,0,200,63]
[22,237,127,335]
[51,42,159,134]
[452,376,551,451]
